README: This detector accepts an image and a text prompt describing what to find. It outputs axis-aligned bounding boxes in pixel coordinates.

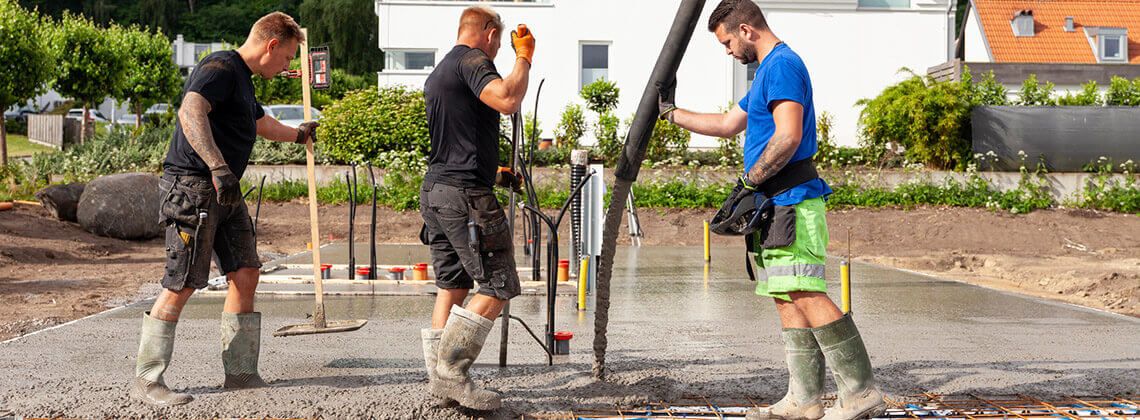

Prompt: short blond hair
[250,12,305,44]
[459,6,502,33]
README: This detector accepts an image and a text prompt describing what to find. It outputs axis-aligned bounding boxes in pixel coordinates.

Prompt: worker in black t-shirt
[418,5,534,411]
[131,12,318,407]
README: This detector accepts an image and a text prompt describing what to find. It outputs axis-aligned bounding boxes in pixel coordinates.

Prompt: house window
[1101,35,1125,61]
[385,50,436,71]
[857,0,910,8]
[747,61,759,84]
[580,43,610,89]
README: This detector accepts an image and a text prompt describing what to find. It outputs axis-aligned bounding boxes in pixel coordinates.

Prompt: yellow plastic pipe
[703,220,711,262]
[840,260,851,314]
[578,258,589,311]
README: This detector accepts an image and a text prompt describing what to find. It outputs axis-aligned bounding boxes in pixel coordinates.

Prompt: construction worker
[132,12,318,407]
[660,1,886,419]
[417,5,533,412]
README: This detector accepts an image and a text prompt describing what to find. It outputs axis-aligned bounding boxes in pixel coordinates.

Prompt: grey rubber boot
[813,314,886,420]
[430,305,501,411]
[221,312,270,389]
[421,328,458,408]
[747,328,825,420]
[132,312,194,407]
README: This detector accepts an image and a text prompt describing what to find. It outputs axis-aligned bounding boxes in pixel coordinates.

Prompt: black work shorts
[419,181,520,301]
[158,174,261,291]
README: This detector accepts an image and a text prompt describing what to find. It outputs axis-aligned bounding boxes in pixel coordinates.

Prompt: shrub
[856,68,974,170]
[553,104,586,150]
[645,118,690,163]
[1105,76,1140,106]
[974,70,1009,106]
[579,79,619,115]
[1056,80,1102,106]
[1016,74,1056,106]
[32,123,172,181]
[592,112,622,164]
[318,86,429,168]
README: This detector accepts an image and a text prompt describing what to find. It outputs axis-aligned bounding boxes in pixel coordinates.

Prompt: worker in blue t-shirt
[659,1,886,419]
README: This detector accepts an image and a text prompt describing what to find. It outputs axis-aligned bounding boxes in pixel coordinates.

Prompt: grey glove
[295,121,319,144]
[211,165,242,207]
[657,78,677,123]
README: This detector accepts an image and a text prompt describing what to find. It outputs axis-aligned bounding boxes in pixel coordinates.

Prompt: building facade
[376,0,956,148]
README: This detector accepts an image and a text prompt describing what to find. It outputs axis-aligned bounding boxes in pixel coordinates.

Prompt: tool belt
[740,158,819,281]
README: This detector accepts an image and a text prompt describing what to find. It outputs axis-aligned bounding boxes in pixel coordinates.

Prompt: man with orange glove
[418,5,534,412]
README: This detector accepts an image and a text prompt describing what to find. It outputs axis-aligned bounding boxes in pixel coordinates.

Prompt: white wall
[376,0,952,148]
[963,3,992,62]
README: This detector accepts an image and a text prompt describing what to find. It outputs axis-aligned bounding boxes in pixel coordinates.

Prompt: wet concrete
[1,245,1137,418]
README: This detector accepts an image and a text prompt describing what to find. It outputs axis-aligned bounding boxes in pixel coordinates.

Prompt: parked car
[4,108,36,123]
[145,103,171,115]
[266,105,321,128]
[115,113,141,126]
[66,108,108,123]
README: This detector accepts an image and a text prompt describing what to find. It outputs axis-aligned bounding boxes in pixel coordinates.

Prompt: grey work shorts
[158,174,261,291]
[418,180,520,301]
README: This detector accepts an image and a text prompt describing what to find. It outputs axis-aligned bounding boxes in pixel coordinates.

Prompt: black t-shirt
[423,45,503,188]
[163,50,265,179]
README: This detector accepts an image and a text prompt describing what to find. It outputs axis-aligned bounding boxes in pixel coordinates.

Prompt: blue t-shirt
[738,43,831,206]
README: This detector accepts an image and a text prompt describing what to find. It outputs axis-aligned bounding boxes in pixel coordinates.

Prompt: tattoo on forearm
[181,94,227,170]
[746,133,797,186]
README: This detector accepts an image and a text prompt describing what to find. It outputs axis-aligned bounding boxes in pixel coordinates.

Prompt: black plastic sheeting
[973,106,1140,172]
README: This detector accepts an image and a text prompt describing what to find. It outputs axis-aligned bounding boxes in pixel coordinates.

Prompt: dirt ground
[2,200,1137,341]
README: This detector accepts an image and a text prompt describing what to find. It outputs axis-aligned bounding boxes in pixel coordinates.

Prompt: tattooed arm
[179,91,242,206]
[744,100,804,186]
[178,92,226,171]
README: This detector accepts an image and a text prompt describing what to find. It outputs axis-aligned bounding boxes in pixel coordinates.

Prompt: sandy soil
[1,200,1137,342]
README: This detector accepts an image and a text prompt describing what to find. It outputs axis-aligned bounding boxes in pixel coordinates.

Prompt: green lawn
[4,133,57,157]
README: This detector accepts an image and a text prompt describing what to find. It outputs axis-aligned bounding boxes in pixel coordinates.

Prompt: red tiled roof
[972,0,1140,64]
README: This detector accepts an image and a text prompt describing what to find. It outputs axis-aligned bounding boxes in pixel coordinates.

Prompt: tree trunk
[1,118,8,166]
[135,103,143,129]
[81,105,90,144]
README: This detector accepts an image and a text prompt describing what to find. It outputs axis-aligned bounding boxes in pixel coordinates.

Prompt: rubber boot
[813,314,886,420]
[747,328,825,420]
[421,328,458,408]
[430,305,501,411]
[132,312,194,407]
[221,312,270,389]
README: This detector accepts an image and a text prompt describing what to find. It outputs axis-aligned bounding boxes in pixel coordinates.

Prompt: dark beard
[738,42,758,64]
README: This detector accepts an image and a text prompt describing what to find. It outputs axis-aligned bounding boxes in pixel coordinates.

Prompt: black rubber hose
[593,0,707,380]
[347,165,356,279]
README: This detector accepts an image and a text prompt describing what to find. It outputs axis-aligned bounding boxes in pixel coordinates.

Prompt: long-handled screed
[346,164,357,279]
[366,162,378,280]
[274,29,367,337]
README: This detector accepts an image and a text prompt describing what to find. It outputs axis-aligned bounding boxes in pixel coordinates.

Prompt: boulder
[35,183,86,222]
[77,173,163,240]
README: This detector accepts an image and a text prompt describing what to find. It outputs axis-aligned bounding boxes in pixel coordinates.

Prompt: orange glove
[495,166,524,193]
[511,24,535,64]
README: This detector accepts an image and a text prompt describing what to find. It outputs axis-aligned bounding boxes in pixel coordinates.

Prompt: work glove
[295,121,319,144]
[211,165,243,207]
[511,24,535,64]
[495,166,524,193]
[739,175,760,191]
[657,78,678,123]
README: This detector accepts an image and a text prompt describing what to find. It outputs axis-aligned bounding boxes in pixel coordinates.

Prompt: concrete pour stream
[1,245,1137,418]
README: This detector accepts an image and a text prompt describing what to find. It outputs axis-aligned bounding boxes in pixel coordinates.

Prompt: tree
[299,0,382,75]
[53,11,128,141]
[0,0,57,165]
[117,25,182,128]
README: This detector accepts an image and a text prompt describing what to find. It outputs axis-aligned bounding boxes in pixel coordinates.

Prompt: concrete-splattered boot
[421,328,458,407]
[747,328,825,420]
[430,305,501,411]
[814,314,886,420]
[221,312,270,389]
[132,312,194,407]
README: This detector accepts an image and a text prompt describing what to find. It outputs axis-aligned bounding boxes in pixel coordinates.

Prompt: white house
[171,34,229,75]
[929,0,1140,97]
[375,0,955,149]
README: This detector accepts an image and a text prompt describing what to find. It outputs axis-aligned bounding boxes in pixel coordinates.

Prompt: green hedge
[318,86,429,169]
